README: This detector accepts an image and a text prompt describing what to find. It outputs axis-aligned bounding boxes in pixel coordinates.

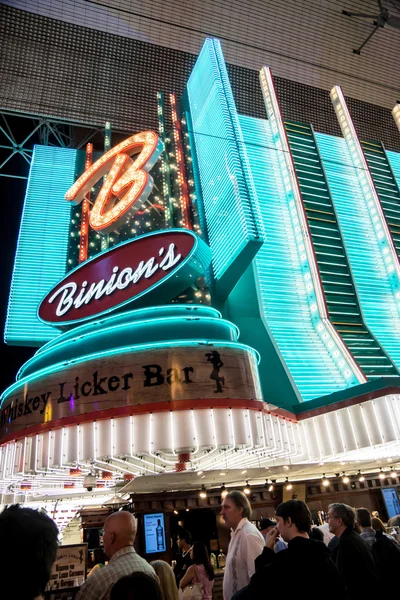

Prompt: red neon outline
[79,143,93,263]
[170,93,192,230]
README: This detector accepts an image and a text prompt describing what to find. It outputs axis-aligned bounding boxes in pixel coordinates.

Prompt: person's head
[221,490,252,530]
[177,530,191,550]
[372,517,386,532]
[309,527,324,542]
[260,518,277,535]
[92,547,106,565]
[110,572,162,600]
[150,561,178,600]
[103,511,137,560]
[0,504,58,599]
[275,500,312,542]
[356,507,372,529]
[190,542,214,581]
[328,503,355,537]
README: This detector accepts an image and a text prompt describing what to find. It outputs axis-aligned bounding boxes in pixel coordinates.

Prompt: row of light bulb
[198,477,293,499]
[198,467,399,499]
[321,467,398,487]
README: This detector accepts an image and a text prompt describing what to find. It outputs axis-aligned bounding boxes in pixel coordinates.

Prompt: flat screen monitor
[381,487,400,519]
[144,513,166,554]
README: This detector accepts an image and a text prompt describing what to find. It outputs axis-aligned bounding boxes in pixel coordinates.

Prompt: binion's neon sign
[65,131,163,234]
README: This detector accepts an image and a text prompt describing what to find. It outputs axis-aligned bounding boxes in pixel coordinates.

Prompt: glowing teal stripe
[387,149,400,190]
[186,38,264,285]
[1,339,261,405]
[18,316,240,379]
[36,304,222,354]
[240,115,354,401]
[4,146,78,346]
[316,133,400,370]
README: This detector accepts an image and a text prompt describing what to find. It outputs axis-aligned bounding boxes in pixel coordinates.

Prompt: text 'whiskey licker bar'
[3,38,400,502]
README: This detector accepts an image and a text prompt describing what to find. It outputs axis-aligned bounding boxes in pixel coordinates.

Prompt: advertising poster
[46,544,87,592]
[144,513,166,554]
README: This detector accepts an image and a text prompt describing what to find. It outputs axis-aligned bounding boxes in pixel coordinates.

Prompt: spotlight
[379,469,385,480]
[173,510,178,515]
[342,473,350,484]
[390,468,397,478]
[285,478,292,491]
[244,481,251,495]
[322,475,329,487]
[221,484,228,499]
[264,479,274,492]
[358,470,365,482]
[199,485,207,499]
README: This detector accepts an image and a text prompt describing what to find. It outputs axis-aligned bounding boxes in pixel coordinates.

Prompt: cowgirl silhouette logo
[205,351,225,393]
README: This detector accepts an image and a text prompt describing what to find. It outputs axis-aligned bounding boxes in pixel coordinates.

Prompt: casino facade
[2,20,400,521]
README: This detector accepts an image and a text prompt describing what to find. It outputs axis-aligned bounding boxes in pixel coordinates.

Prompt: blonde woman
[151,560,179,600]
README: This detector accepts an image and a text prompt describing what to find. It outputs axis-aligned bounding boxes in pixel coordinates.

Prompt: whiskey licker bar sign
[0,346,262,440]
[39,229,211,326]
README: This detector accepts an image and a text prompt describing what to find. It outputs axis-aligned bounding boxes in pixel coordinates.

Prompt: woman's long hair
[150,560,179,600]
[192,542,214,581]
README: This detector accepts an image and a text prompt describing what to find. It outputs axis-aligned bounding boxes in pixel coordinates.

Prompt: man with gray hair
[328,503,380,599]
[221,490,264,600]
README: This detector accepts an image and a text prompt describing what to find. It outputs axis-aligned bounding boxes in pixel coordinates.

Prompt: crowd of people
[2,491,400,600]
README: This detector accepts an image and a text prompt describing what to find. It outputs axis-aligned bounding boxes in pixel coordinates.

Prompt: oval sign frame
[38,229,211,327]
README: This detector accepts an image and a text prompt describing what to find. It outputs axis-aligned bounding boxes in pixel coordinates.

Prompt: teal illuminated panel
[240,115,352,401]
[5,146,78,346]
[316,133,400,370]
[186,38,264,298]
[387,149,400,191]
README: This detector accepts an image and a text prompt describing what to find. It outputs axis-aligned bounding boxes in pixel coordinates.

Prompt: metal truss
[0,109,126,180]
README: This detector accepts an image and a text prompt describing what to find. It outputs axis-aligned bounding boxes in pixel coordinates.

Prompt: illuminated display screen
[144,513,166,554]
[382,488,400,519]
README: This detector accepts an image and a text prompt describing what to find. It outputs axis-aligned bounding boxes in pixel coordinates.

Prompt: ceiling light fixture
[199,485,207,499]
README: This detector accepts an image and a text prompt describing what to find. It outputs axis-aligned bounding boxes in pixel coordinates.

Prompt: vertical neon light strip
[259,67,365,385]
[101,121,112,251]
[392,103,400,132]
[330,86,400,310]
[317,132,400,374]
[170,92,192,229]
[5,146,77,345]
[186,39,264,290]
[241,115,352,400]
[157,91,173,228]
[78,143,93,263]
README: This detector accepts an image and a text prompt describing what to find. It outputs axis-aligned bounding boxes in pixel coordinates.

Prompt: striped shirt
[76,546,157,600]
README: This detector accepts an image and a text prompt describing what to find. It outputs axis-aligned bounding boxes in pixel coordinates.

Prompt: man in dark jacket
[173,529,192,587]
[233,500,345,599]
[328,503,381,599]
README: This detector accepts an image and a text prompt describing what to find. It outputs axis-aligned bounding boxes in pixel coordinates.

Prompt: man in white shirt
[221,490,264,600]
